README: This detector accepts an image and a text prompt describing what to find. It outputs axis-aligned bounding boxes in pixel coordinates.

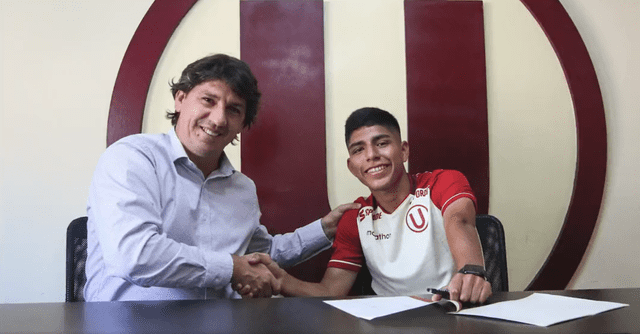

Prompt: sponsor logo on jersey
[415,187,430,198]
[406,204,429,232]
[358,206,382,222]
[366,230,391,240]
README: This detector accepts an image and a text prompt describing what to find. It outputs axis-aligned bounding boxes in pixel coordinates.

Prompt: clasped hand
[233,203,360,298]
[231,253,285,298]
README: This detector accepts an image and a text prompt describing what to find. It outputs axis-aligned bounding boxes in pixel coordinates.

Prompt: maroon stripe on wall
[240,1,330,282]
[404,1,489,214]
[521,0,607,291]
[107,1,198,146]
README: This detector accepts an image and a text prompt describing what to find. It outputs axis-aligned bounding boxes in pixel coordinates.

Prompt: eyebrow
[201,92,246,109]
[347,134,391,151]
[228,101,246,109]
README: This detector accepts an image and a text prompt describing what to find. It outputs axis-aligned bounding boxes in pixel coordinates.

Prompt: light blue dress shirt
[84,128,331,301]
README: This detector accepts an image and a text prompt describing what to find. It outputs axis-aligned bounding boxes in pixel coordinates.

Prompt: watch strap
[458,264,487,280]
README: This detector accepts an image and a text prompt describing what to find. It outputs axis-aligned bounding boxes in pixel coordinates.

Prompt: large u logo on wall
[107,0,606,290]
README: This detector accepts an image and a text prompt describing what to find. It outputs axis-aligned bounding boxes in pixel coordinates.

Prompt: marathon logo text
[366,230,391,240]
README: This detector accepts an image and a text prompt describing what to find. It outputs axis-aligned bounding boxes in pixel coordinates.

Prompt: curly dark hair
[167,54,261,128]
[344,107,401,146]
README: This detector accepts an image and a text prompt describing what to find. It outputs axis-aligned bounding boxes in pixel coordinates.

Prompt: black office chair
[475,214,508,292]
[349,263,376,296]
[66,216,88,302]
[350,214,508,295]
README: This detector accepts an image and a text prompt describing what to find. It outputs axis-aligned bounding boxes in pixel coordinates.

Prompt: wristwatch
[458,264,487,280]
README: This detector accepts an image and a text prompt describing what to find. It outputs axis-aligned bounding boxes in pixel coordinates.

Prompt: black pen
[427,288,450,299]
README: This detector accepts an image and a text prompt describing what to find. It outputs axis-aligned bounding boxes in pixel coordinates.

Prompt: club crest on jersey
[405,204,429,232]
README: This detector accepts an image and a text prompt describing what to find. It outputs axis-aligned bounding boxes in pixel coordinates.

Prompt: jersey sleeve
[327,205,364,272]
[428,170,477,214]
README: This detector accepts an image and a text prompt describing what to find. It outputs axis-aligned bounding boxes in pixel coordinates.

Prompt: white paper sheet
[324,296,431,320]
[454,293,629,327]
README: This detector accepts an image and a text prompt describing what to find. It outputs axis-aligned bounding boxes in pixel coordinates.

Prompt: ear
[401,141,409,163]
[174,90,186,110]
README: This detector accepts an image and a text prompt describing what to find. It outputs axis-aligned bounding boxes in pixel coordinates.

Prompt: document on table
[324,296,431,320]
[454,293,629,327]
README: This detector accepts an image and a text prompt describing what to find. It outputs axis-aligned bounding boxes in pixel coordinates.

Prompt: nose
[208,103,228,128]
[364,145,379,161]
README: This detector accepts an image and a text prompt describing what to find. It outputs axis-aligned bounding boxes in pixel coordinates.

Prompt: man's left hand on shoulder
[320,203,361,239]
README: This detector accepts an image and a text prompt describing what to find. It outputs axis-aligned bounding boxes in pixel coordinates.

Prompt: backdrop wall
[1,0,638,303]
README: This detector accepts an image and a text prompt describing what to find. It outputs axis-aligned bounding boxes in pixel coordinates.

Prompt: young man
[247,107,491,303]
[84,54,357,301]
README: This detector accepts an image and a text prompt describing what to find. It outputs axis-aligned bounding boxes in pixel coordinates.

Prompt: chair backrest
[66,216,88,302]
[475,214,509,292]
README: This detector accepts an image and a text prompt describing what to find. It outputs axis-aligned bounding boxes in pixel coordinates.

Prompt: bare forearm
[281,267,357,297]
[440,198,492,304]
[238,254,356,298]
[443,198,483,268]
[280,275,338,297]
[448,223,484,269]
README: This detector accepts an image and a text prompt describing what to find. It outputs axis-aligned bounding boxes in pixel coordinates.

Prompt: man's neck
[372,173,412,213]
[186,151,222,178]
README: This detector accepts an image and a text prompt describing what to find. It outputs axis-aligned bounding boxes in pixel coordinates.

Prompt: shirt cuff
[203,252,234,290]
[298,218,333,251]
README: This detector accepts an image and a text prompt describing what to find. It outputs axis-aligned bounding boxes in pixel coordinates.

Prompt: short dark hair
[167,54,261,128]
[345,107,401,146]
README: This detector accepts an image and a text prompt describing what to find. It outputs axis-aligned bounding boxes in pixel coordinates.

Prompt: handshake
[231,253,288,298]
[229,202,362,298]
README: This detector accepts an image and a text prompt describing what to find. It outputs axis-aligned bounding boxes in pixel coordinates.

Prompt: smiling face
[347,125,409,195]
[174,80,246,174]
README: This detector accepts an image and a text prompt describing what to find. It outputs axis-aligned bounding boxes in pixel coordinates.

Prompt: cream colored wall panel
[484,0,576,290]
[324,0,408,208]
[561,0,640,289]
[143,0,242,167]
[0,0,155,303]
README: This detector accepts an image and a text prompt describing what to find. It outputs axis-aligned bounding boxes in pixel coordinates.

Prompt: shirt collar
[168,127,236,178]
[215,152,235,178]
[168,127,189,162]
